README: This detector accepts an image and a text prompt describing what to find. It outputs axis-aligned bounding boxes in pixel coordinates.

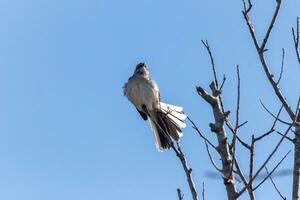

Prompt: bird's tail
[148,102,187,151]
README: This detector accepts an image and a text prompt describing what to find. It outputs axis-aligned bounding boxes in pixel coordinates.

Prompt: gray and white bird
[123,63,187,151]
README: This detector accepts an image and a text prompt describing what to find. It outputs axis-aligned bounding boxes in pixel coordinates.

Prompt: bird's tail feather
[148,103,187,151]
[149,114,172,151]
[149,119,162,151]
[160,102,187,130]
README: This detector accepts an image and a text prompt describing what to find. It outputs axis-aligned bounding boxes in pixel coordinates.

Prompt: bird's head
[134,62,149,78]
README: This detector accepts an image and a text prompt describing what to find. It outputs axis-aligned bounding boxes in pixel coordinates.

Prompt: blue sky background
[0,0,299,199]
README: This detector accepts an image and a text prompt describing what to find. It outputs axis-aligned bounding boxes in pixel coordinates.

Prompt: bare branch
[236,123,294,198]
[293,127,300,200]
[196,85,219,104]
[277,131,295,144]
[265,167,287,200]
[230,65,242,190]
[292,17,300,64]
[242,0,295,120]
[205,140,223,173]
[276,48,285,85]
[242,0,253,14]
[260,0,282,51]
[254,129,275,142]
[248,135,255,200]
[236,134,251,150]
[171,143,199,200]
[234,161,254,200]
[177,188,184,200]
[260,100,293,126]
[196,83,238,200]
[202,182,205,200]
[201,40,219,89]
[234,65,241,133]
[187,116,218,151]
[242,1,260,51]
[220,74,226,91]
[227,119,251,150]
[143,109,199,200]
[201,40,227,114]
[292,98,300,200]
[237,121,248,129]
[253,105,283,142]
[234,159,248,187]
[253,150,291,191]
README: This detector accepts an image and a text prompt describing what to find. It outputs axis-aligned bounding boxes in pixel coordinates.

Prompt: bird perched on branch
[123,62,187,151]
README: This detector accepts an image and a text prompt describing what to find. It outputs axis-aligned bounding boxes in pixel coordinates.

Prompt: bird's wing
[136,108,148,120]
[149,79,161,101]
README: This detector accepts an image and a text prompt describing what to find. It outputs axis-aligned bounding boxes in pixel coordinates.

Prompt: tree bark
[197,82,238,200]
[293,122,300,200]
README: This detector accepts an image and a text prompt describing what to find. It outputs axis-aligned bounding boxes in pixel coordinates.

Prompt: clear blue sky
[0,0,299,199]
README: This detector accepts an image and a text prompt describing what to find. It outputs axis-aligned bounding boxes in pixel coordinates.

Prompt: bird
[123,62,187,151]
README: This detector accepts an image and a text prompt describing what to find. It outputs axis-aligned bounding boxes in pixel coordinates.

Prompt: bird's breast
[125,78,159,111]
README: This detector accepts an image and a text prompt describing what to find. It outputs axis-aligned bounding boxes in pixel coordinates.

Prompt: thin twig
[260,0,282,51]
[276,131,295,144]
[292,17,300,64]
[202,182,205,200]
[177,188,184,200]
[230,65,241,186]
[171,143,198,200]
[253,150,291,191]
[227,119,251,150]
[201,40,226,113]
[248,135,255,200]
[242,0,253,14]
[276,48,285,85]
[234,159,248,187]
[253,105,283,142]
[242,0,260,51]
[253,129,275,142]
[205,141,223,173]
[242,0,295,121]
[188,116,218,151]
[260,100,293,126]
[236,123,294,198]
[237,121,248,129]
[220,74,226,91]
[201,40,219,89]
[292,97,300,200]
[234,65,241,133]
[265,167,287,200]
[144,109,198,200]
